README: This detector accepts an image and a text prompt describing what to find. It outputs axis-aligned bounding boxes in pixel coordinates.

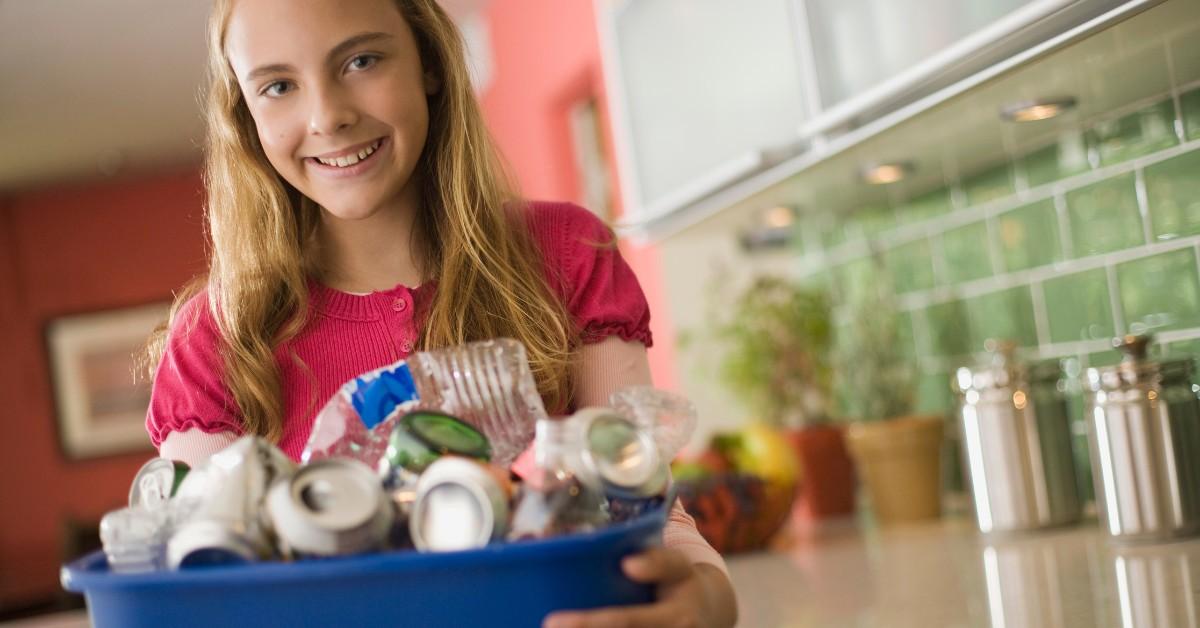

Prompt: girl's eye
[261,81,293,98]
[347,54,379,72]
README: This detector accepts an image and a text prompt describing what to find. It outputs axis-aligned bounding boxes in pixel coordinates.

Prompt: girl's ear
[423,71,442,95]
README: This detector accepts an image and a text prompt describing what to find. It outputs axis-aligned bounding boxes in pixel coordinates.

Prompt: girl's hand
[542,547,738,628]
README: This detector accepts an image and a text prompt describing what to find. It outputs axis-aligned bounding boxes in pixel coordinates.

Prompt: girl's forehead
[224,0,409,75]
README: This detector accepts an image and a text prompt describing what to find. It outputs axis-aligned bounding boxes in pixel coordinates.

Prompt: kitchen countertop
[726,514,1200,628]
[11,515,1198,627]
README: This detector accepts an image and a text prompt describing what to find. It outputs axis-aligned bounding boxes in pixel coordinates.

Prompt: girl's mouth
[306,137,389,178]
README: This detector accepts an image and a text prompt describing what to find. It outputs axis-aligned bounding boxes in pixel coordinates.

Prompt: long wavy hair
[144,0,576,442]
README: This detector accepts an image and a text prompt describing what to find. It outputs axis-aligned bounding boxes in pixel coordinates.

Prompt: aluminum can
[410,457,511,552]
[573,408,670,520]
[379,410,491,481]
[128,457,189,511]
[266,458,393,558]
[166,436,295,568]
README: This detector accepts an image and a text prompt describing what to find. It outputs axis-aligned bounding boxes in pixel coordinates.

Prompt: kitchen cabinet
[597,0,809,223]
[800,0,1135,132]
[598,0,1151,231]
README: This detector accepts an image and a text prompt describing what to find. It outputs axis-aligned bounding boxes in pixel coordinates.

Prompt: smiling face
[224,0,437,222]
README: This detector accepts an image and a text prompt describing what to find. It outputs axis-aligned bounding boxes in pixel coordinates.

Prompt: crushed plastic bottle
[609,386,697,461]
[100,506,169,573]
[508,418,609,540]
[302,339,547,469]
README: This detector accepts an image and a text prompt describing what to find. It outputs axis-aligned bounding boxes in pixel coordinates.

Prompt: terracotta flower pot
[785,424,856,519]
[846,415,944,523]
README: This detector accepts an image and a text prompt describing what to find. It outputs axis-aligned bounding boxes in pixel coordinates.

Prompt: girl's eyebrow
[244,31,395,82]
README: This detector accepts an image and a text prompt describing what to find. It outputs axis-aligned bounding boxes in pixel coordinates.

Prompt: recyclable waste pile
[100,339,696,572]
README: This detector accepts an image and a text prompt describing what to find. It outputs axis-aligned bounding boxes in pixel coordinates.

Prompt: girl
[144,1,737,626]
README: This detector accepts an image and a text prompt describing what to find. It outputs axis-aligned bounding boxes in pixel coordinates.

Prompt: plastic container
[62,508,665,628]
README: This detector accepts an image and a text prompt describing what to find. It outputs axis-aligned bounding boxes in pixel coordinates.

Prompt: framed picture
[47,302,170,459]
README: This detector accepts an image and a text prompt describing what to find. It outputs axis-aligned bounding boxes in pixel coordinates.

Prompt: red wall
[479,0,679,390]
[0,170,208,605]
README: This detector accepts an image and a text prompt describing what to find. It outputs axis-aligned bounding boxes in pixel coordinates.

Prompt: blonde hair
[145,0,576,442]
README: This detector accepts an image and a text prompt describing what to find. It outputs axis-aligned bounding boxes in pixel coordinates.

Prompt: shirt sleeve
[144,291,244,448]
[530,201,653,347]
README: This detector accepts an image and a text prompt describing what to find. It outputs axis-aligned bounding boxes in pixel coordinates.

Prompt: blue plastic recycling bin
[62,508,666,628]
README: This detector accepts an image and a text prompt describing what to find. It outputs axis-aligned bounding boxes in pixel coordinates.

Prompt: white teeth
[316,139,381,167]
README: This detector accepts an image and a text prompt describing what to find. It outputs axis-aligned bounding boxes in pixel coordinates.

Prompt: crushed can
[573,408,671,522]
[166,436,295,569]
[266,458,393,558]
[409,457,512,552]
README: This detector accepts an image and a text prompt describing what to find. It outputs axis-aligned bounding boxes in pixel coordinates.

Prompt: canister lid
[954,339,1061,393]
[1085,334,1193,390]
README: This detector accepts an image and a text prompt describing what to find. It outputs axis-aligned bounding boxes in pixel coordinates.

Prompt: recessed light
[999,97,1077,122]
[861,161,914,185]
[760,205,796,229]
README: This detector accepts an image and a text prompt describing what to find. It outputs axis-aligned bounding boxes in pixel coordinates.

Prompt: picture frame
[46,302,170,459]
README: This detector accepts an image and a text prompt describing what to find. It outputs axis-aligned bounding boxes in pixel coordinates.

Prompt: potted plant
[707,275,857,519]
[834,269,943,523]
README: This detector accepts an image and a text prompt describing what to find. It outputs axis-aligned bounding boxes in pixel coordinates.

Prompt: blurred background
[3,0,1200,625]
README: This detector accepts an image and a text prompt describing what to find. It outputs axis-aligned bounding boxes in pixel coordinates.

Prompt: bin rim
[63,505,667,594]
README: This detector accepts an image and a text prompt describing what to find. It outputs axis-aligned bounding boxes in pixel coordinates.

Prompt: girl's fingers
[621,547,694,584]
[543,602,680,628]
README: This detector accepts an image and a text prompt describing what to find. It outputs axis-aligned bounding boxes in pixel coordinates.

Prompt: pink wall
[479,0,679,390]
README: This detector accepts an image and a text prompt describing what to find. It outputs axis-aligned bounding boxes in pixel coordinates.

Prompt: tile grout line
[1134,167,1155,246]
[1054,192,1076,262]
[984,213,1006,280]
[1105,263,1126,337]
[1030,279,1051,347]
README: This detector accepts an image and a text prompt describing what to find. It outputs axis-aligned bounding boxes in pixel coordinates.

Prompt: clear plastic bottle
[302,339,546,469]
[507,418,609,540]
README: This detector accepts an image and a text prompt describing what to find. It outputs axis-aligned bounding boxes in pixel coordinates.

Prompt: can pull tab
[1115,334,1153,364]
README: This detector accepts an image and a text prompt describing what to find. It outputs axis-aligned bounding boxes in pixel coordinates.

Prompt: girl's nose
[307,85,358,136]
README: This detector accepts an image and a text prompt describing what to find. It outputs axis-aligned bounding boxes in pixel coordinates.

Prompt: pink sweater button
[392,297,407,312]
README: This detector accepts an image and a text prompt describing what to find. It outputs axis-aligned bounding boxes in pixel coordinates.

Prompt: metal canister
[166,436,295,568]
[409,456,511,552]
[955,341,1081,534]
[266,458,393,558]
[573,408,670,521]
[1085,335,1200,542]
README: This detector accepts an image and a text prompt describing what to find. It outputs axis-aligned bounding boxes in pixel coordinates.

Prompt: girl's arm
[159,428,240,468]
[562,336,738,628]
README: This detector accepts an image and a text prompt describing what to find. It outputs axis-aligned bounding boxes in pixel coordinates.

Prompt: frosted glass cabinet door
[804,0,1053,109]
[608,0,807,219]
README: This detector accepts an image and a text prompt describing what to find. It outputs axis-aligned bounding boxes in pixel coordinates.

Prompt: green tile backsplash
[1042,269,1116,343]
[997,200,1063,272]
[895,188,954,222]
[1020,134,1089,188]
[1066,173,1145,257]
[963,165,1016,207]
[797,85,1200,419]
[967,287,1038,350]
[940,221,993,284]
[1145,147,1200,240]
[887,239,936,294]
[1117,248,1200,333]
[1087,98,1179,166]
[1184,88,1200,141]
